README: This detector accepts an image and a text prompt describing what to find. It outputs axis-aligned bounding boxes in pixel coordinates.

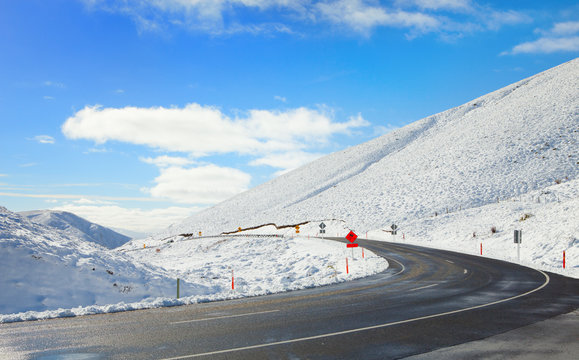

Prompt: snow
[368,179,578,277]
[1,58,577,323]
[156,57,578,277]
[19,209,131,249]
[0,207,387,323]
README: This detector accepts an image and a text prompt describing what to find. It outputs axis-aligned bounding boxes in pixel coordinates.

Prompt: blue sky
[1,0,578,234]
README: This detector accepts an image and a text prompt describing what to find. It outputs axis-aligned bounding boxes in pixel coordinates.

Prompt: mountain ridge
[19,209,131,249]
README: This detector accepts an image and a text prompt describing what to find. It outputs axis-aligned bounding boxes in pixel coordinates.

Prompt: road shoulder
[404,309,579,360]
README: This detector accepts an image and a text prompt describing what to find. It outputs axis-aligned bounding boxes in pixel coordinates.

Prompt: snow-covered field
[0,207,387,323]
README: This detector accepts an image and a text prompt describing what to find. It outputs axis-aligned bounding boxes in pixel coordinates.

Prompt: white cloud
[274,95,287,102]
[0,192,156,202]
[537,21,579,36]
[505,36,579,55]
[483,9,530,31]
[502,22,579,55]
[32,135,55,144]
[552,21,579,35]
[52,204,198,233]
[62,103,368,157]
[144,165,252,204]
[84,0,299,35]
[43,81,65,88]
[316,0,440,36]
[140,155,194,168]
[399,0,471,11]
[84,0,526,39]
[73,198,115,205]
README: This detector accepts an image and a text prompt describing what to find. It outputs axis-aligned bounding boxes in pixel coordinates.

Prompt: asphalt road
[1,238,578,359]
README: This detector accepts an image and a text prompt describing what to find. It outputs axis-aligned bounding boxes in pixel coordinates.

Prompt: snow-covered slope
[157,58,578,275]
[0,206,178,317]
[19,210,131,249]
[0,206,387,322]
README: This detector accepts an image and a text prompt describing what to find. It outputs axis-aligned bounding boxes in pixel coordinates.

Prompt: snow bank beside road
[122,235,387,298]
[1,206,388,323]
[369,179,578,278]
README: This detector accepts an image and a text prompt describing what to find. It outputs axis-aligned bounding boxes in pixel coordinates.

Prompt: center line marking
[409,283,438,292]
[171,309,280,325]
[445,260,454,264]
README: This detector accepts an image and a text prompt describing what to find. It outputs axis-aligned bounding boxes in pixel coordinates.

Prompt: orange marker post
[346,258,349,274]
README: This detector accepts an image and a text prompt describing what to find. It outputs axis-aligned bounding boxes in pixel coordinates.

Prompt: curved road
[1,238,578,359]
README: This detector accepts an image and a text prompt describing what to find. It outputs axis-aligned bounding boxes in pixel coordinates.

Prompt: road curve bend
[1,238,577,359]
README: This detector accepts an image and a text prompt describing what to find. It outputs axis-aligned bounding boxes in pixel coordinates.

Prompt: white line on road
[409,283,438,292]
[160,270,550,360]
[171,309,280,325]
[445,260,454,264]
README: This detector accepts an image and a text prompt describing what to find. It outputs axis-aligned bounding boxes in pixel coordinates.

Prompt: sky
[1,0,578,235]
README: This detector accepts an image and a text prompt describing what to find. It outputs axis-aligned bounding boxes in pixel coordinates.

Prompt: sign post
[346,231,358,259]
[514,230,522,262]
[319,222,326,239]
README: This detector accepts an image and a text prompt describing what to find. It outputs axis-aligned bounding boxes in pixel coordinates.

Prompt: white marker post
[514,230,522,262]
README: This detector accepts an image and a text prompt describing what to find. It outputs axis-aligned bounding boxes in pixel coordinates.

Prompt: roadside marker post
[480,243,483,256]
[232,270,235,290]
[346,257,349,274]
[177,278,180,299]
[514,230,522,262]
[563,251,566,269]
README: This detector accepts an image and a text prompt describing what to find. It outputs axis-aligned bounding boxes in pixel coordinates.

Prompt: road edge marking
[161,270,550,359]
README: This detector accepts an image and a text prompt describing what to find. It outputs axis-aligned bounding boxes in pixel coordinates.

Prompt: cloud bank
[503,21,579,55]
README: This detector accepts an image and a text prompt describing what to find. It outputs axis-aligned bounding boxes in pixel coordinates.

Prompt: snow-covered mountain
[162,58,578,236]
[19,210,131,249]
[0,206,181,317]
[155,58,578,275]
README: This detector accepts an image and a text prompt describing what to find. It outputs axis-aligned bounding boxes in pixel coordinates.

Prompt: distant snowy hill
[19,210,131,249]
[157,58,578,275]
[0,206,179,317]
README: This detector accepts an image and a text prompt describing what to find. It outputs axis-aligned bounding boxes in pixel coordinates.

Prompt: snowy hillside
[0,206,387,322]
[157,58,578,276]
[20,210,131,249]
[0,206,180,318]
